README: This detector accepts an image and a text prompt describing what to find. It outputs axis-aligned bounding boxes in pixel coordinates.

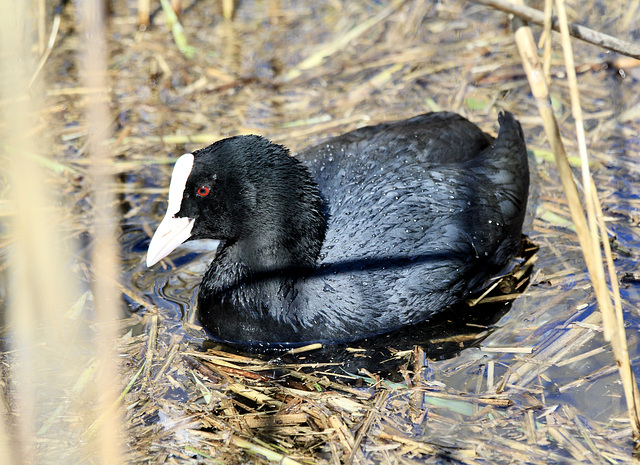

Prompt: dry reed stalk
[510,0,640,437]
[37,0,45,54]
[622,0,640,30]
[230,435,304,464]
[563,405,607,461]
[539,0,553,84]
[142,314,159,384]
[222,0,235,20]
[282,0,404,82]
[345,390,389,465]
[472,0,640,59]
[138,0,150,28]
[555,0,640,437]
[29,13,61,89]
[79,0,124,462]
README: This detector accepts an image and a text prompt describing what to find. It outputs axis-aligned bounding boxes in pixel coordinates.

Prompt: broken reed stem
[346,390,390,465]
[540,0,553,85]
[137,0,150,27]
[511,0,640,437]
[222,0,235,20]
[29,12,61,88]
[590,178,624,338]
[471,0,640,59]
[621,0,640,31]
[230,436,303,465]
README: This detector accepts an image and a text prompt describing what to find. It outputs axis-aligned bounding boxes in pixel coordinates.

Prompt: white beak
[146,153,196,267]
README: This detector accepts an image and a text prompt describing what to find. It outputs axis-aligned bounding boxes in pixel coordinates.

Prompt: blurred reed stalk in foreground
[0,0,123,463]
[80,0,124,462]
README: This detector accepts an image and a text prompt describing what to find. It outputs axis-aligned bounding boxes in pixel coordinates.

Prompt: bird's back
[285,112,529,342]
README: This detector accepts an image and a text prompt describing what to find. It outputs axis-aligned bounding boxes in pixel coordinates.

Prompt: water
[108,0,640,461]
[119,135,640,460]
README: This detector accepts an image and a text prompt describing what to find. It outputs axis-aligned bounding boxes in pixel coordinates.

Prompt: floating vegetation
[1,0,640,463]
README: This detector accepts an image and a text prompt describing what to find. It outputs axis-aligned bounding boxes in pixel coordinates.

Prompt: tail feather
[480,111,530,237]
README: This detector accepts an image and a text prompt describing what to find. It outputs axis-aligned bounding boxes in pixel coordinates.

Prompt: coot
[147,112,529,345]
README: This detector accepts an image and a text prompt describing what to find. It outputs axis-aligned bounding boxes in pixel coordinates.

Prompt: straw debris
[2,0,640,463]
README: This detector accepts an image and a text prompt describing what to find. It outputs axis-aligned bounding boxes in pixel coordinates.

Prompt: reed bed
[1,0,640,463]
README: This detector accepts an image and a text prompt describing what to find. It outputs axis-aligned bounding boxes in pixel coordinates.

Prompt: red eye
[196,186,210,197]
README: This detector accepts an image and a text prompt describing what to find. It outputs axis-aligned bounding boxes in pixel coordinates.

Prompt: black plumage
[147,111,529,345]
